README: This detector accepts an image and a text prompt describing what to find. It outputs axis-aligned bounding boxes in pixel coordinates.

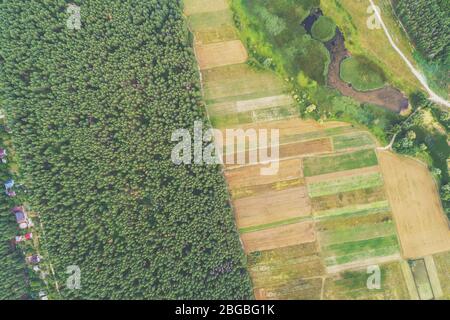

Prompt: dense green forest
[0,0,252,299]
[393,0,449,96]
[0,131,29,299]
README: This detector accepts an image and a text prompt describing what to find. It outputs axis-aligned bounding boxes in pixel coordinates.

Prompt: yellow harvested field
[378,151,450,258]
[230,118,350,136]
[234,187,311,228]
[223,138,332,167]
[196,40,248,70]
[184,0,228,16]
[241,221,316,253]
[225,158,303,188]
[279,139,333,159]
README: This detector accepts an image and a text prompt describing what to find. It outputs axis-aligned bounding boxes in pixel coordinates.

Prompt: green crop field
[324,262,410,300]
[303,149,379,177]
[332,132,376,150]
[410,259,434,300]
[188,10,238,44]
[323,235,399,266]
[433,251,450,299]
[319,220,396,247]
[311,186,387,212]
[314,201,390,220]
[308,172,384,198]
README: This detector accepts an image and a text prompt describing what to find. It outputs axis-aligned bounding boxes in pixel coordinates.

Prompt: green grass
[311,16,336,42]
[232,0,331,84]
[324,235,399,266]
[188,10,238,44]
[410,259,434,300]
[303,149,379,177]
[188,10,235,30]
[319,221,396,246]
[324,262,411,299]
[332,132,376,150]
[314,201,390,220]
[210,111,253,128]
[308,172,383,198]
[340,56,386,91]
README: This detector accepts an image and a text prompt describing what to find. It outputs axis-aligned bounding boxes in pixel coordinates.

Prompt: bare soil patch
[377,151,450,258]
[225,158,303,189]
[241,221,316,253]
[224,138,332,167]
[233,187,311,229]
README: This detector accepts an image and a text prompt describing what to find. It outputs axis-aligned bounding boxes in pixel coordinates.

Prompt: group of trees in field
[0,0,252,299]
[393,92,450,217]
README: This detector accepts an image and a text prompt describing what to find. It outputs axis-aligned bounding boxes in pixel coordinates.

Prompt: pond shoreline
[303,10,409,113]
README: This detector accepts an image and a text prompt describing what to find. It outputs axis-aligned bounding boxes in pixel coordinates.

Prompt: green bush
[340,57,386,91]
[311,16,336,42]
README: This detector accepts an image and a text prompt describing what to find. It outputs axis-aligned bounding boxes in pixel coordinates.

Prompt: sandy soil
[241,221,316,253]
[225,158,303,188]
[234,187,311,228]
[377,151,450,258]
[196,40,248,70]
[223,138,333,167]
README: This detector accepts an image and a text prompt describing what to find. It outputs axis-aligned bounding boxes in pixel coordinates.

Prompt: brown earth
[233,187,311,229]
[230,178,304,200]
[223,138,333,167]
[327,30,408,113]
[377,151,450,258]
[225,158,303,189]
[241,221,316,253]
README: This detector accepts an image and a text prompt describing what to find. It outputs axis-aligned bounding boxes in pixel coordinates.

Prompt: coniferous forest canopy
[393,0,450,93]
[0,0,253,299]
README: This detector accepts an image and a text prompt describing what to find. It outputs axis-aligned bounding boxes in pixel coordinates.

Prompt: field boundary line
[424,256,444,299]
[400,260,420,300]
[239,216,313,234]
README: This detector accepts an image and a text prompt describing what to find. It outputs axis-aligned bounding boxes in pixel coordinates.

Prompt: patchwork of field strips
[184,0,449,300]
